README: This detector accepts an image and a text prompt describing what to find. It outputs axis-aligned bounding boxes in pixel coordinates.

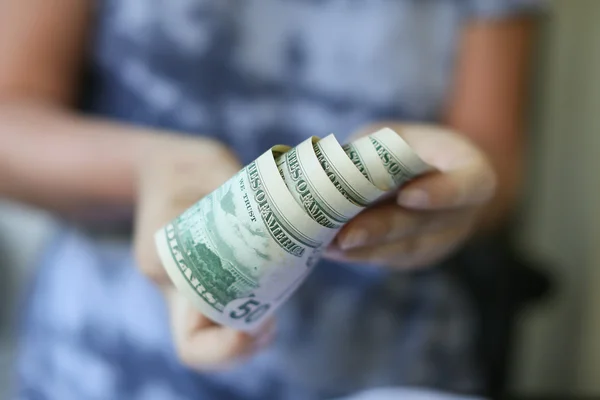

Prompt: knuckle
[223,334,252,359]
[134,240,169,285]
[133,240,150,273]
[445,179,464,207]
[388,237,432,269]
[175,344,198,368]
[358,206,406,243]
[175,334,251,370]
[380,210,400,240]
[467,158,497,205]
[480,167,498,201]
[400,231,462,268]
[398,236,422,259]
[143,263,169,285]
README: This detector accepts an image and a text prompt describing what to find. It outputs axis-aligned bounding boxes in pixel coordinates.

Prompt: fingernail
[339,229,368,250]
[397,189,429,208]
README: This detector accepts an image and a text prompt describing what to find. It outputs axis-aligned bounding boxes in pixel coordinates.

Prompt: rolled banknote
[154,127,432,331]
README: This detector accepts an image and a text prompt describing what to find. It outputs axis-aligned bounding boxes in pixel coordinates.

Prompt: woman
[0,1,541,399]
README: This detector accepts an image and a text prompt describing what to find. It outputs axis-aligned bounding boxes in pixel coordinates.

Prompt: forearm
[445,121,524,232]
[477,145,522,231]
[442,18,535,233]
[0,99,159,216]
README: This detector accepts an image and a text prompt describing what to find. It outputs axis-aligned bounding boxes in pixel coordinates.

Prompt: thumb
[393,124,497,209]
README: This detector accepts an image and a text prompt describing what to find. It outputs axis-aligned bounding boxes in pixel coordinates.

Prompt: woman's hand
[325,124,497,269]
[134,134,274,370]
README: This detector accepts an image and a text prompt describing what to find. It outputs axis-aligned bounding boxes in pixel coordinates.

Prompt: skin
[0,0,535,370]
[326,18,535,268]
[325,123,497,268]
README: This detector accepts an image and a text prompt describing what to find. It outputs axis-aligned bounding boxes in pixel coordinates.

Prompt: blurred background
[1,0,600,398]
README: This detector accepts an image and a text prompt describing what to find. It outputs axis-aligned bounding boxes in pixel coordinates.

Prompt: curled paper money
[154,127,432,331]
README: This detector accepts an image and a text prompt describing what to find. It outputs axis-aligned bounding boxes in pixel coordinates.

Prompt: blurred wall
[512,0,600,395]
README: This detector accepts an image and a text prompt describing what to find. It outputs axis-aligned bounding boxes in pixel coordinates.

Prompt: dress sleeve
[464,0,548,20]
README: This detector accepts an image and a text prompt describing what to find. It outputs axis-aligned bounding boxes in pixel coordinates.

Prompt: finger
[325,223,473,269]
[134,175,174,285]
[134,140,242,285]
[396,166,495,210]
[393,125,496,209]
[134,156,201,285]
[251,318,277,351]
[168,289,215,339]
[333,200,477,251]
[183,327,256,370]
[168,291,256,370]
[136,145,240,234]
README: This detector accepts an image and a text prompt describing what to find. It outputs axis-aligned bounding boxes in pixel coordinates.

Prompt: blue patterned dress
[16,1,542,399]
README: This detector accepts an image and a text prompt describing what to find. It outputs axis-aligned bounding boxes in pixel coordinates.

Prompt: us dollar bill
[343,136,393,191]
[155,147,337,331]
[314,134,385,207]
[155,127,431,331]
[276,137,363,229]
[368,127,433,186]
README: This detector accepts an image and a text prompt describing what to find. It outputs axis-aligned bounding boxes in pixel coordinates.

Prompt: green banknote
[343,136,393,191]
[155,148,335,331]
[276,137,362,229]
[155,127,430,331]
[368,127,432,186]
[314,134,384,207]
